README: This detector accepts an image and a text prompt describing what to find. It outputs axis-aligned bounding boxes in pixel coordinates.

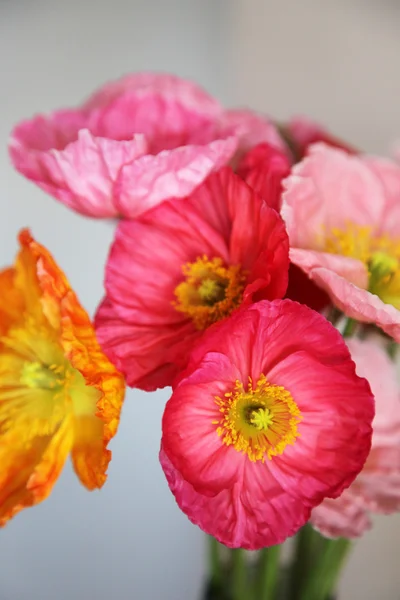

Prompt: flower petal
[115,138,237,218]
[237,143,291,211]
[281,144,388,249]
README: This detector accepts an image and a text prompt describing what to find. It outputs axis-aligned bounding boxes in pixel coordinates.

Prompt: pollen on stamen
[214,375,302,462]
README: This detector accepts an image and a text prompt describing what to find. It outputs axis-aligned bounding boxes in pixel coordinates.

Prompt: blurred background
[1,0,400,598]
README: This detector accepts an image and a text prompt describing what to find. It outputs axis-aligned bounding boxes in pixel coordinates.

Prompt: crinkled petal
[115,138,237,218]
[295,263,400,341]
[289,248,368,289]
[237,143,290,211]
[311,492,370,539]
[281,144,388,249]
[160,447,311,550]
[363,156,400,239]
[19,230,126,484]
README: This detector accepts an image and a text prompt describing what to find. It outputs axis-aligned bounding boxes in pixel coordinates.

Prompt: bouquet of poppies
[3,73,400,600]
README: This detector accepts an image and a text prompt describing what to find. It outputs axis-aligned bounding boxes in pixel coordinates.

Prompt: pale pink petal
[220,109,287,155]
[281,144,388,249]
[41,130,148,217]
[311,493,371,539]
[289,248,368,289]
[161,447,311,550]
[363,156,400,239]
[266,351,373,504]
[115,138,237,218]
[297,265,400,341]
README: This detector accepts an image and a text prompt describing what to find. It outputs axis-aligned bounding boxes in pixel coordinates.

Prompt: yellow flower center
[214,374,301,462]
[173,255,246,329]
[324,223,400,308]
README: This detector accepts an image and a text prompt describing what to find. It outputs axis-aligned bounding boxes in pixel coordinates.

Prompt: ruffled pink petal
[95,297,195,391]
[266,351,374,504]
[220,109,287,156]
[289,248,368,289]
[84,72,222,118]
[162,353,244,495]
[363,156,400,239]
[236,143,291,211]
[311,492,370,539]
[220,168,289,302]
[115,138,237,218]
[281,144,388,249]
[293,263,400,341]
[347,338,400,445]
[160,446,311,550]
[89,91,222,153]
[286,116,357,158]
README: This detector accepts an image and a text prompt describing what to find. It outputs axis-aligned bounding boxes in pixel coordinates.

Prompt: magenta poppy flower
[95,168,289,390]
[311,337,400,538]
[160,300,374,549]
[282,143,400,340]
[9,73,284,218]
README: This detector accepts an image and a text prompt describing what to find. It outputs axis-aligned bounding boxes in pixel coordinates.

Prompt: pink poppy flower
[281,143,400,341]
[311,337,400,538]
[284,116,357,159]
[160,300,374,549]
[95,168,289,390]
[9,73,284,219]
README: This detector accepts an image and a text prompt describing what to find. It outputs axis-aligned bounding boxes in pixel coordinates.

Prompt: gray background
[1,1,400,598]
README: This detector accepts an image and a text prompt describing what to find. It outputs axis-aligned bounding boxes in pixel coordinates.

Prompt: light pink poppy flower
[95,168,289,390]
[281,144,400,340]
[9,73,284,219]
[311,337,400,538]
[160,300,374,549]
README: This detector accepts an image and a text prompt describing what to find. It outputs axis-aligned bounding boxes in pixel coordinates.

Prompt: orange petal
[0,418,73,526]
[17,229,126,485]
[0,268,25,340]
[71,415,110,490]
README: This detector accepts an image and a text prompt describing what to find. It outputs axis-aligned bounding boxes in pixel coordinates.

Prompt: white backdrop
[1,1,400,599]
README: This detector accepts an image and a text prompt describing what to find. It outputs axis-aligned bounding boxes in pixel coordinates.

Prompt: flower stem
[342,317,357,338]
[300,536,352,600]
[289,524,317,599]
[257,545,280,600]
[208,536,222,589]
[231,549,247,600]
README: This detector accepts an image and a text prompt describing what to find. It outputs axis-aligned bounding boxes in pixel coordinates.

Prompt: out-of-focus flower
[311,337,400,538]
[0,230,125,525]
[9,73,284,219]
[282,143,400,340]
[160,300,374,549]
[283,116,357,160]
[95,168,289,390]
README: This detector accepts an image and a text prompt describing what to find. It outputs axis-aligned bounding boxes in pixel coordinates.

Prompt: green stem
[300,536,352,600]
[342,317,357,338]
[208,536,222,589]
[388,340,398,359]
[289,524,317,599]
[231,549,247,600]
[257,545,280,600]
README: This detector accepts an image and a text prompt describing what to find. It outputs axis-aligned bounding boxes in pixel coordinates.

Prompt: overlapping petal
[161,300,374,548]
[95,169,289,390]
